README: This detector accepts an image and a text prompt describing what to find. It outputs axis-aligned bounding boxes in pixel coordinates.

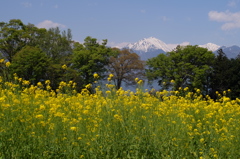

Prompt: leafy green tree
[0,19,73,88]
[71,36,117,88]
[10,46,49,84]
[0,19,26,62]
[108,48,145,89]
[41,27,73,63]
[146,45,215,93]
[145,53,173,90]
[0,19,73,62]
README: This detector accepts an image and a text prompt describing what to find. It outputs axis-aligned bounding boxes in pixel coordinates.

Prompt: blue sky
[1,0,240,47]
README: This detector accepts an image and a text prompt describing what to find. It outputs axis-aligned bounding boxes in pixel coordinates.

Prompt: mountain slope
[217,45,240,59]
[125,37,171,53]
[121,37,239,60]
[199,43,221,52]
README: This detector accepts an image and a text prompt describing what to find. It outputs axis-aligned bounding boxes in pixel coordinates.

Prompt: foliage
[209,49,231,98]
[0,19,26,62]
[0,59,11,81]
[0,19,73,89]
[40,27,73,63]
[108,48,145,89]
[227,57,240,99]
[1,19,240,98]
[10,46,49,84]
[71,36,117,88]
[146,45,215,93]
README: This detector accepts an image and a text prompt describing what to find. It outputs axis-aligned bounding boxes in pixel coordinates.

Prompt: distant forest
[1,19,240,99]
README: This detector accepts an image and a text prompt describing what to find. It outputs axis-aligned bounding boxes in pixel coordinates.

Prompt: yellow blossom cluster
[0,76,240,158]
[0,59,11,67]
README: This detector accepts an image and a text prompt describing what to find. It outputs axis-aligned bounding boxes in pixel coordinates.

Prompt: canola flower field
[1,75,240,159]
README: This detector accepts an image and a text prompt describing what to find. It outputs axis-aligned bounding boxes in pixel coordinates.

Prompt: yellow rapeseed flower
[37,82,43,88]
[93,73,99,79]
[137,80,143,85]
[22,80,30,85]
[35,114,43,119]
[109,74,114,78]
[135,78,139,82]
[5,61,11,67]
[70,127,77,131]
[62,64,67,69]
[85,84,92,89]
[45,80,51,85]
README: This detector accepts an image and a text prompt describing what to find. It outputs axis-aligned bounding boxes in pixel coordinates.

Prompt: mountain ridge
[118,37,240,60]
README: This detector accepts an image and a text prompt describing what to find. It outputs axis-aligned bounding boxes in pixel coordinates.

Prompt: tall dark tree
[209,49,231,98]
[228,56,240,99]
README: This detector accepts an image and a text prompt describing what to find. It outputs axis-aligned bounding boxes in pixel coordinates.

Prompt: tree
[41,27,73,63]
[10,46,49,84]
[0,19,26,62]
[145,53,173,90]
[108,48,145,89]
[0,19,74,88]
[71,36,116,88]
[209,49,231,98]
[146,45,215,93]
[229,57,240,99]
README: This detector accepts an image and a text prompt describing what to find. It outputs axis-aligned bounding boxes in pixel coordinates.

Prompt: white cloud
[208,11,240,30]
[180,42,191,46]
[228,0,239,7]
[36,20,66,29]
[107,42,130,48]
[168,42,190,50]
[22,2,32,7]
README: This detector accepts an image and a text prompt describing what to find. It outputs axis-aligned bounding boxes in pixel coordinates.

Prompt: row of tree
[1,19,240,99]
[146,46,240,99]
[0,19,144,91]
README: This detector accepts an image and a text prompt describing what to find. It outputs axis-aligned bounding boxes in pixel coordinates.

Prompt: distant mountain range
[118,37,240,60]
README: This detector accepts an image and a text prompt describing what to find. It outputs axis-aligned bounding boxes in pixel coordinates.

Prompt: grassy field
[0,76,240,158]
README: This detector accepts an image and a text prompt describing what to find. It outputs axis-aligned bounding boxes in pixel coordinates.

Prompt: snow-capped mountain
[120,37,239,60]
[125,37,172,53]
[199,43,221,52]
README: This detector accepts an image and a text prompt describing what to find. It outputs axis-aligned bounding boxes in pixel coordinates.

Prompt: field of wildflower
[1,74,240,159]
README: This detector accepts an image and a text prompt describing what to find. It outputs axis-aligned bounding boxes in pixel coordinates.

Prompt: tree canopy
[71,36,117,88]
[108,48,145,89]
[10,46,49,84]
[1,19,240,98]
[146,45,215,93]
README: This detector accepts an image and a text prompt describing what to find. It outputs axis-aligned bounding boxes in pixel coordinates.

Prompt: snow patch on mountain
[121,37,222,53]
[199,43,221,52]
[123,37,193,53]
[125,37,172,52]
